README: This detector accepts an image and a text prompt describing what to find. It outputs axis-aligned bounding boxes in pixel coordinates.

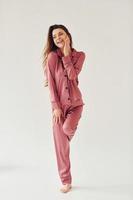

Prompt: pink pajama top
[45,48,85,110]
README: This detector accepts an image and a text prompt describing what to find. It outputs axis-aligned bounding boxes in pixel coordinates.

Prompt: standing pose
[42,24,85,193]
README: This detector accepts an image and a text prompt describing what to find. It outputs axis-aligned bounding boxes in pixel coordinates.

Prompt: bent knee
[63,123,77,135]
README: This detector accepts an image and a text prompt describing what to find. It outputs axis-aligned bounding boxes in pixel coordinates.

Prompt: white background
[0,0,132,199]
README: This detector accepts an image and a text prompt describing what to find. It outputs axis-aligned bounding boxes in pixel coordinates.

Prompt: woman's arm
[46,52,61,110]
[62,51,85,80]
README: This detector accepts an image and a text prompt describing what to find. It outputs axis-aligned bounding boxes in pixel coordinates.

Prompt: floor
[0,161,132,200]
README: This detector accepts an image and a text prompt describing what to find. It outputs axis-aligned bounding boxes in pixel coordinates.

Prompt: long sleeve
[46,52,61,110]
[62,51,85,80]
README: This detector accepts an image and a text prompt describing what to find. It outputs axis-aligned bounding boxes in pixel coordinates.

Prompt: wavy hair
[42,24,73,87]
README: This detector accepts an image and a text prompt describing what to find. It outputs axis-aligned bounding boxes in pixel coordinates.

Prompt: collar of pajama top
[56,47,77,59]
[47,48,85,110]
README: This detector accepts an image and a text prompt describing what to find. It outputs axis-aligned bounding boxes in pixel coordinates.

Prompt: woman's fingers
[58,115,61,124]
[64,35,68,43]
[53,114,58,124]
[56,115,61,124]
[66,35,70,44]
[53,110,64,124]
[53,115,58,124]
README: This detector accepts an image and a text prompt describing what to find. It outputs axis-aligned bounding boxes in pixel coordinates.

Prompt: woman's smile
[52,28,67,48]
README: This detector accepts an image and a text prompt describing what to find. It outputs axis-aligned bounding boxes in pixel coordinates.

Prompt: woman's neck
[60,47,72,56]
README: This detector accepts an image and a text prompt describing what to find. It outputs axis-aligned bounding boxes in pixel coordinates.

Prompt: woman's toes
[60,184,72,193]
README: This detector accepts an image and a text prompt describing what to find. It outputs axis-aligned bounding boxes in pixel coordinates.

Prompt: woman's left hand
[63,35,71,56]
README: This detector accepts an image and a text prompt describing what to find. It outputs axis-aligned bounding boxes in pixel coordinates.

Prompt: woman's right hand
[53,108,63,124]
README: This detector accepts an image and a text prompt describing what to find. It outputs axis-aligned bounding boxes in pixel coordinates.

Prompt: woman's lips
[57,40,63,44]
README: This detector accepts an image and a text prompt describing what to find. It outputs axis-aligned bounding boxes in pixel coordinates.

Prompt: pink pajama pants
[52,104,83,185]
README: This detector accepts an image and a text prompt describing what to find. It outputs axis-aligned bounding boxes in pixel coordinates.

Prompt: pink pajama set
[46,47,85,185]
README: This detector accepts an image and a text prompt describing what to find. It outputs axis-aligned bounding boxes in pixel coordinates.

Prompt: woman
[42,24,85,193]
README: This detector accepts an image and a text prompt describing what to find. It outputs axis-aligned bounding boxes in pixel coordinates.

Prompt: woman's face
[52,28,68,48]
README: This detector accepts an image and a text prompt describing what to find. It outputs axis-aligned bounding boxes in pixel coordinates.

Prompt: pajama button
[68,98,70,100]
[65,87,68,89]
[64,74,67,77]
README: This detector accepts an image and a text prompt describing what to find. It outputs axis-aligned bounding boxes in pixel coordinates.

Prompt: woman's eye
[53,33,63,39]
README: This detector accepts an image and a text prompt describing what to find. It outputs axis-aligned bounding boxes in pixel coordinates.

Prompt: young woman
[42,24,85,193]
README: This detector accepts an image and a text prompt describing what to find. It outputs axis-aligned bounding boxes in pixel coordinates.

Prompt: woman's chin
[58,46,63,49]
[56,43,64,49]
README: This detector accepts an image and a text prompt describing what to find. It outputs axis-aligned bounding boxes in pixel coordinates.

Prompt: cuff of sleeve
[51,101,61,110]
[62,55,72,64]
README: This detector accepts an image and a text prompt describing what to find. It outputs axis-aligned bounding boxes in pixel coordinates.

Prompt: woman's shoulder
[74,49,86,58]
[46,51,58,67]
[47,50,58,59]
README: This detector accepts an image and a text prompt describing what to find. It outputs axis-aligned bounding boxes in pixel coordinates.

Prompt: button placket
[64,72,71,102]
[62,62,71,103]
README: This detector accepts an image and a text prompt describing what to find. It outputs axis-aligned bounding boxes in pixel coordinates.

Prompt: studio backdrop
[0,0,132,199]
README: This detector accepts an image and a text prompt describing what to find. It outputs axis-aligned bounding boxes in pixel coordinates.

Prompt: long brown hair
[42,24,73,87]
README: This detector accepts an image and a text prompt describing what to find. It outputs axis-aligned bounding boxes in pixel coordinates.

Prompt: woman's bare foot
[60,184,72,193]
